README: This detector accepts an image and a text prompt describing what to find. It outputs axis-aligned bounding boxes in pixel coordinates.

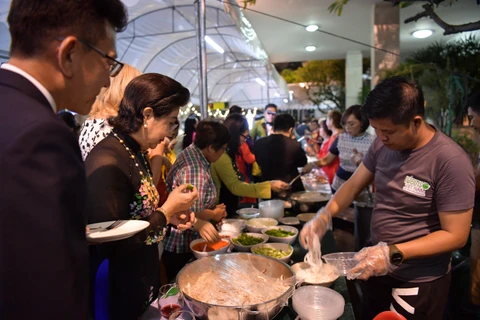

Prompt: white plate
[279,217,300,225]
[87,220,150,243]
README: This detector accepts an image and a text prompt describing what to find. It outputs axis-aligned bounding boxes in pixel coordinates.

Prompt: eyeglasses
[56,37,124,77]
[240,133,249,139]
[266,112,277,116]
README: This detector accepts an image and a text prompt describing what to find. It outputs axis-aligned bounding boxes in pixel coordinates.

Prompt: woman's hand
[270,180,290,193]
[302,163,315,174]
[212,203,227,222]
[170,210,196,231]
[194,219,220,243]
[162,184,198,214]
[350,148,364,167]
[149,139,167,158]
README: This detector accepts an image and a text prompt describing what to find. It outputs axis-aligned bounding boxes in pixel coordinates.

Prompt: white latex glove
[299,209,332,249]
[347,241,392,281]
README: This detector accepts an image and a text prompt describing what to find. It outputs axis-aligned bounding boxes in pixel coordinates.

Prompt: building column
[346,50,363,108]
[371,2,400,88]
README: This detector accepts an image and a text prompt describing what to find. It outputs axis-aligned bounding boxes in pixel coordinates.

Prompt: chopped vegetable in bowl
[232,233,265,246]
[264,228,296,237]
[252,247,292,259]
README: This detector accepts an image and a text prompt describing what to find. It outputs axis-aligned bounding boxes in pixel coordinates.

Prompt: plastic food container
[236,207,260,220]
[220,219,246,233]
[292,285,345,320]
[246,218,278,233]
[322,252,358,276]
[259,200,284,219]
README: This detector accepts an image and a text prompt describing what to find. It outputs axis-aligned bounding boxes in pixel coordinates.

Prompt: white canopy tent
[0,0,289,110]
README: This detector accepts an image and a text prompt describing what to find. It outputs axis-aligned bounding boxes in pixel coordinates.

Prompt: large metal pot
[290,191,330,215]
[176,253,295,320]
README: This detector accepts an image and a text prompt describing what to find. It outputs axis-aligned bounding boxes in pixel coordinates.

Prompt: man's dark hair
[273,114,295,132]
[467,91,480,114]
[109,73,190,133]
[342,105,370,133]
[57,111,79,133]
[8,0,128,57]
[362,76,425,125]
[229,105,243,115]
[194,120,230,151]
[265,103,278,112]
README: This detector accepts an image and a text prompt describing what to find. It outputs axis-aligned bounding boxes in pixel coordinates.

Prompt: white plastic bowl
[322,252,358,276]
[261,225,298,245]
[250,242,293,263]
[190,239,229,259]
[292,285,345,320]
[259,199,284,219]
[297,213,316,224]
[220,219,246,233]
[236,207,260,220]
[291,262,339,287]
[230,232,269,252]
[246,217,278,233]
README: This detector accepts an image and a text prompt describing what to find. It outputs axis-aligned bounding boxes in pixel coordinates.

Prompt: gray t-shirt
[363,128,475,282]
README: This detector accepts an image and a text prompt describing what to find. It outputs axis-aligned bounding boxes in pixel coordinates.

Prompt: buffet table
[141,229,355,320]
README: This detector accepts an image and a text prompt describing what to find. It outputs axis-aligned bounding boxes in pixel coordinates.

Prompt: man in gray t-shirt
[300,76,475,319]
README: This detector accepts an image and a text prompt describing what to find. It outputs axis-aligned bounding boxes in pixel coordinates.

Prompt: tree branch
[405,3,480,35]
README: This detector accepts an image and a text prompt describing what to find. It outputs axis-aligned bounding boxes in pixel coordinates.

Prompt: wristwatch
[388,244,404,266]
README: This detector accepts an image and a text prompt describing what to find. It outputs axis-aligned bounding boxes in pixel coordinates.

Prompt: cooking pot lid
[290,191,331,203]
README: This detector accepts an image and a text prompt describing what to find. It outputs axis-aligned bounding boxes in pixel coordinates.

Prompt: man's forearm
[396,229,469,261]
[196,209,215,220]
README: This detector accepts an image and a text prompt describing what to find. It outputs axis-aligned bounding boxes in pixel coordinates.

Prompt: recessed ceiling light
[305,45,316,52]
[283,99,289,103]
[305,25,319,32]
[255,77,266,86]
[412,29,433,39]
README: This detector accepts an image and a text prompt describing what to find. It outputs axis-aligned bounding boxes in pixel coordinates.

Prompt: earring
[144,122,147,128]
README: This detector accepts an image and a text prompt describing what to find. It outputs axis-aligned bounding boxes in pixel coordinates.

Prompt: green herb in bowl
[264,228,296,237]
[232,233,265,246]
[252,247,292,259]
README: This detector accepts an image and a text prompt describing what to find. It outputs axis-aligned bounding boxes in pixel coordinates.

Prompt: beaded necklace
[111,130,159,207]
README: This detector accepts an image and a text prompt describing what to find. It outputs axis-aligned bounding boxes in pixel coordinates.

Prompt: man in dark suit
[0,1,128,319]
[254,114,308,194]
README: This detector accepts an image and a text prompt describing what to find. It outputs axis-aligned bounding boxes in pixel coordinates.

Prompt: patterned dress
[78,118,111,160]
[329,132,375,192]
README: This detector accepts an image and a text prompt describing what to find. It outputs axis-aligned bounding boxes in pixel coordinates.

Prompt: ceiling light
[255,78,266,86]
[412,29,433,39]
[275,92,280,97]
[283,99,289,103]
[305,25,318,32]
[305,45,316,52]
[205,36,224,54]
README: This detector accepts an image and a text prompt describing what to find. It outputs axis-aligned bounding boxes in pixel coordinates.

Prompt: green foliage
[280,60,346,111]
[380,35,480,134]
[451,133,479,167]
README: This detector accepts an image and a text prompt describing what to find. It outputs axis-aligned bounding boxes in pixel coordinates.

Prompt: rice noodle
[297,234,337,284]
[183,256,291,306]
[304,233,322,270]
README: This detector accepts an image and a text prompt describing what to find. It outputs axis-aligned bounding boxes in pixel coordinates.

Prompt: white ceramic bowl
[322,252,358,276]
[259,199,284,219]
[220,219,246,233]
[297,213,316,224]
[230,232,269,252]
[291,262,339,287]
[246,218,278,233]
[292,286,345,320]
[236,207,260,220]
[190,239,229,259]
[261,225,298,245]
[250,242,293,263]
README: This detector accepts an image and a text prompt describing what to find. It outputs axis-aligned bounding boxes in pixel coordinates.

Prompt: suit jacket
[0,69,88,319]
[254,134,308,193]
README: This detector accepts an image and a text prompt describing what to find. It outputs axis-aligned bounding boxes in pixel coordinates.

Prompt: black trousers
[162,250,194,283]
[360,273,451,320]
